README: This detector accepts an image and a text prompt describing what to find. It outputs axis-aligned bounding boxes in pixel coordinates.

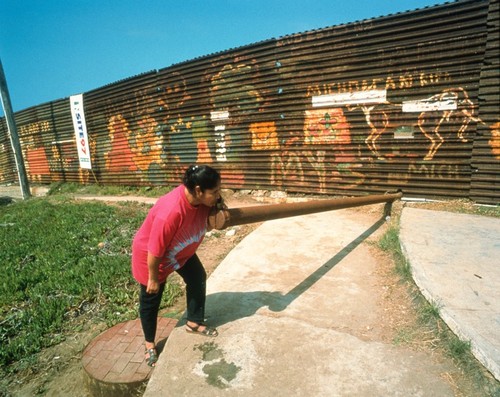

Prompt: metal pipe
[0,59,31,200]
[209,192,403,230]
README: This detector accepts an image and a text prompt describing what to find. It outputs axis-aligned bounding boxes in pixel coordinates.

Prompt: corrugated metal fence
[1,0,499,204]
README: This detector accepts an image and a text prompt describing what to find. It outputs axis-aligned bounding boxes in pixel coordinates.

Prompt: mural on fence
[293,70,496,193]
[339,86,483,161]
[105,114,137,173]
[12,62,498,196]
[19,121,50,183]
[207,56,272,187]
[491,122,500,160]
[7,49,497,202]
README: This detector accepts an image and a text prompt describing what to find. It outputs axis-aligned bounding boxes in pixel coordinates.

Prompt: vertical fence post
[0,58,31,199]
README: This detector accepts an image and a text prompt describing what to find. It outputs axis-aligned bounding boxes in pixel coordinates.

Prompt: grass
[377,224,412,280]
[378,209,500,396]
[0,192,182,377]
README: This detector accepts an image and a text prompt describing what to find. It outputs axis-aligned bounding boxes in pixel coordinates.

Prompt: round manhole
[82,317,177,397]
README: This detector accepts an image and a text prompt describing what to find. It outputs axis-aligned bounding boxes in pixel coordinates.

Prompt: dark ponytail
[182,164,221,194]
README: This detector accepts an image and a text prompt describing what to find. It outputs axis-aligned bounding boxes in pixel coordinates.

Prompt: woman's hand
[146,278,160,294]
[216,196,228,210]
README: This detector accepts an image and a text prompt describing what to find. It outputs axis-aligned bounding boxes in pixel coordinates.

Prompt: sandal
[186,323,218,337]
[145,347,158,367]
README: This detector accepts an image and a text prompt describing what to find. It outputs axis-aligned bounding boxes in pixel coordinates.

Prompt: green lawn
[0,194,181,372]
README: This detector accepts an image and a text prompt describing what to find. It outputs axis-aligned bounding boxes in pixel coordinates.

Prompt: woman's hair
[182,164,221,193]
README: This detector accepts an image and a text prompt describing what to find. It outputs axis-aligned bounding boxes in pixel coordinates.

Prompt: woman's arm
[146,253,163,294]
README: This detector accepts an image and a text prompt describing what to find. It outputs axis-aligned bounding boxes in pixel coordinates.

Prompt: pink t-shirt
[131,185,211,285]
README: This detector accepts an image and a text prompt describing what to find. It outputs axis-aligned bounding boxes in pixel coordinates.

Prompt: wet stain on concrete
[194,342,241,388]
[194,341,223,361]
[202,359,241,388]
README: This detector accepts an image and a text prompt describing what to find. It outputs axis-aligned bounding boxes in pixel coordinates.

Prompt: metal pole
[0,58,31,199]
[209,192,403,230]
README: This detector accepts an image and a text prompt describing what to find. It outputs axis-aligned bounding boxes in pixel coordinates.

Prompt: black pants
[139,254,207,343]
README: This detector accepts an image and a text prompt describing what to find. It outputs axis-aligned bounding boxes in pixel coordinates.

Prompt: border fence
[1,0,499,204]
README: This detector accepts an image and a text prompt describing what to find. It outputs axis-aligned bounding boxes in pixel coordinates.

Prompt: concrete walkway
[143,204,499,396]
[399,208,500,382]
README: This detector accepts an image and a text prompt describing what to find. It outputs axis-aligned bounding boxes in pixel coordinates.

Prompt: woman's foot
[186,321,218,337]
[145,343,158,367]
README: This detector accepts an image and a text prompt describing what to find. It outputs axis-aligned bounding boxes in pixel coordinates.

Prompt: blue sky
[1,0,449,116]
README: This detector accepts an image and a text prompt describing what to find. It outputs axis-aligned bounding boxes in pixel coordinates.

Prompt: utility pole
[0,58,31,199]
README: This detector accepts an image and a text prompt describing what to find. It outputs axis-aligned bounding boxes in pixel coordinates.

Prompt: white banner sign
[312,89,387,107]
[70,94,92,169]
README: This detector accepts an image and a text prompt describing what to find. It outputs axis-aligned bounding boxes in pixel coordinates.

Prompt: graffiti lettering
[305,150,326,191]
[385,76,396,90]
[306,71,452,98]
[211,111,229,162]
[399,73,413,89]
[408,163,460,179]
[214,126,227,162]
[419,72,451,87]
[271,147,365,193]
[19,120,51,136]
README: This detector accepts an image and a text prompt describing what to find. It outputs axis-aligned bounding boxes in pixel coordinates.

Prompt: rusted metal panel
[471,0,500,204]
[12,99,83,184]
[1,0,498,204]
[271,0,491,200]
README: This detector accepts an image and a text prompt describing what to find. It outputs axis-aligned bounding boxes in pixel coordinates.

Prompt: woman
[131,164,222,367]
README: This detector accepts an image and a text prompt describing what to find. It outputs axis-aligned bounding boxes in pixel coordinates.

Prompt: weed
[418,300,441,324]
[447,336,471,362]
[393,327,415,346]
[377,225,412,280]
